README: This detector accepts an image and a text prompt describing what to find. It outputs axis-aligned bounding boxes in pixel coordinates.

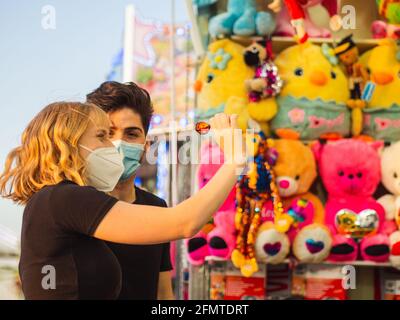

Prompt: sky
[0,0,189,236]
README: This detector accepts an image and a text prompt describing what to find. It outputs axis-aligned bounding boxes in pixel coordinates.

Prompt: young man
[87,81,174,300]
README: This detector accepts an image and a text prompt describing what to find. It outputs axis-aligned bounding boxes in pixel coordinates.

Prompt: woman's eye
[294,68,303,77]
[394,172,398,179]
[331,71,337,79]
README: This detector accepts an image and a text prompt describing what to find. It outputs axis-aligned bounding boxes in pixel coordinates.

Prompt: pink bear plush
[313,139,392,263]
[185,141,236,265]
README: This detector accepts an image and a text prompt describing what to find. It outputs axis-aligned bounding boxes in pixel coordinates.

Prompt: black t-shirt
[105,187,172,300]
[20,181,121,300]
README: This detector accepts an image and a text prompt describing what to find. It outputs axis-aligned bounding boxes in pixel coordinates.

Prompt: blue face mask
[112,140,145,181]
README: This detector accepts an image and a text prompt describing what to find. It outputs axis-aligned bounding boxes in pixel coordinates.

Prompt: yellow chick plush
[270,42,350,141]
[194,39,278,133]
[360,39,400,142]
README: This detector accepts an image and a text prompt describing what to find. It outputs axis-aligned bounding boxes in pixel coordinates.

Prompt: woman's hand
[209,113,246,169]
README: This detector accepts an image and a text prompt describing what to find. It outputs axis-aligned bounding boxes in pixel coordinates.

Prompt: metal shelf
[205,256,397,268]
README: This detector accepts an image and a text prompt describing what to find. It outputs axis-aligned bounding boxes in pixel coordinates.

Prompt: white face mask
[80,145,124,192]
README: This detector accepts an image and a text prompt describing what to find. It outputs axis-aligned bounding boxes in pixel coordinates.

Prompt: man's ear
[144,140,151,153]
[140,141,150,163]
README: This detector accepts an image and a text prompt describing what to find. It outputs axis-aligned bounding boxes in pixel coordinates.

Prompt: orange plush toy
[255,139,332,264]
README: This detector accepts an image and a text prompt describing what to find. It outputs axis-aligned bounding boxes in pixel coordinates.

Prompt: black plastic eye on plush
[366,68,371,75]
[207,74,214,83]
[394,172,398,179]
[295,175,300,181]
[331,71,337,79]
[338,170,345,177]
[357,172,363,178]
[294,68,304,77]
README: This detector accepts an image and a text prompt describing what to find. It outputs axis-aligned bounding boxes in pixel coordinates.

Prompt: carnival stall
[117,0,400,300]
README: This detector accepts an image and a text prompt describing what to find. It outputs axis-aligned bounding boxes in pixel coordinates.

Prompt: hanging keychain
[231,133,283,277]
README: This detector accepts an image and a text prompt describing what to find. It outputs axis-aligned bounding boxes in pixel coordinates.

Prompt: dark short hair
[86,81,154,134]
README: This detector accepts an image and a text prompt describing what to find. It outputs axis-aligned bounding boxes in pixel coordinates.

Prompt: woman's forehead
[88,109,111,130]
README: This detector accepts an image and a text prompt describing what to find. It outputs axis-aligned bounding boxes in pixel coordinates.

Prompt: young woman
[0,102,245,300]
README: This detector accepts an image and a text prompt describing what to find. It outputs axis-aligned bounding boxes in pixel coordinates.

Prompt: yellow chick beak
[310,70,328,86]
[372,72,394,85]
[194,80,203,93]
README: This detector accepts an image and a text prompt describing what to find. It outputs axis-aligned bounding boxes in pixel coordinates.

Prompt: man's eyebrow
[124,127,144,133]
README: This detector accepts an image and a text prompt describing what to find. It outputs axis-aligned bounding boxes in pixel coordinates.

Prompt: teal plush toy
[209,0,278,38]
[193,0,218,8]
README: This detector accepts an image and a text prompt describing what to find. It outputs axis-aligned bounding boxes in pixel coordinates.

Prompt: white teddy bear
[378,141,400,266]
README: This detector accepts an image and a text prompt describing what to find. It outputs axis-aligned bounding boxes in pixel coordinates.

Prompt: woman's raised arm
[94,114,246,245]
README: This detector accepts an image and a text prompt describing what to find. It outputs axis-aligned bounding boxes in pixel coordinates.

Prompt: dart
[195,121,211,135]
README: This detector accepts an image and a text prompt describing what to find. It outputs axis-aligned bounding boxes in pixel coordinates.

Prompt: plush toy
[371,0,400,40]
[377,141,400,266]
[244,40,283,102]
[270,42,350,141]
[194,39,254,131]
[209,0,280,38]
[185,141,237,265]
[313,139,393,263]
[359,39,400,142]
[255,139,331,264]
[334,34,370,136]
[275,0,340,40]
[232,132,283,277]
[194,39,279,134]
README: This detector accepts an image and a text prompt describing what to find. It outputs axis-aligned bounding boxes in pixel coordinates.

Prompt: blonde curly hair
[0,102,109,204]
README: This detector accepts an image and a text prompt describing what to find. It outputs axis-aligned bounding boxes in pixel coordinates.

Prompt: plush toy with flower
[194,39,253,131]
[313,139,395,263]
[195,38,279,134]
[255,139,332,264]
[270,42,350,141]
[377,141,400,267]
[185,141,236,265]
[359,39,400,142]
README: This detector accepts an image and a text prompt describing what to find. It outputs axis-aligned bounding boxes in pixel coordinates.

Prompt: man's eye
[128,133,138,138]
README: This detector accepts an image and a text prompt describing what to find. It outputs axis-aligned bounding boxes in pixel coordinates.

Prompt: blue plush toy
[193,0,218,8]
[209,0,277,38]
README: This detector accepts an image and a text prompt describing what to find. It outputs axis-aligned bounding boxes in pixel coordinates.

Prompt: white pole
[170,0,178,208]
[169,0,183,301]
[184,0,205,61]
[123,4,136,83]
